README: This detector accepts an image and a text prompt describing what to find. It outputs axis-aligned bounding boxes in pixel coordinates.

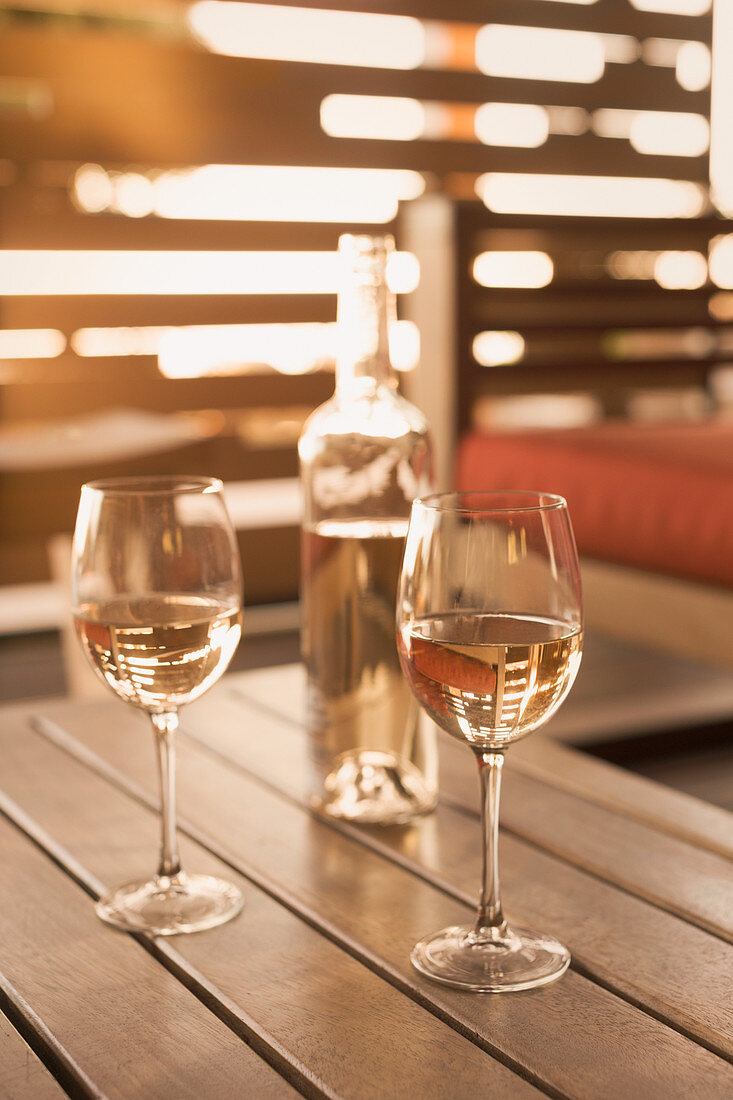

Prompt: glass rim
[413,489,568,515]
[81,475,223,497]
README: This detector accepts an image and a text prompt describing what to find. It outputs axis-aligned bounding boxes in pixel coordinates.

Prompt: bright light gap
[1,251,420,297]
[72,163,425,224]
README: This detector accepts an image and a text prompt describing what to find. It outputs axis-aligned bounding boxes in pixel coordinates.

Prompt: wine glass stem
[151,711,182,880]
[473,751,507,939]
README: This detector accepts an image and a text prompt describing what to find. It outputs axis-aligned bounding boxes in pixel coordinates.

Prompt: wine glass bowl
[72,476,244,935]
[397,490,583,992]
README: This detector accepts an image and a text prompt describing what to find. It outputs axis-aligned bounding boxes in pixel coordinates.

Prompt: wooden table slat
[0,815,300,1100]
[0,1010,68,1100]
[228,667,733,938]
[11,699,733,1099]
[510,734,733,861]
[437,740,733,940]
[0,715,543,1100]
[231,662,733,858]
[177,689,733,1054]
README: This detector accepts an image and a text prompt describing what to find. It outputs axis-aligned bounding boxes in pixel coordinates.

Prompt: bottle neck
[335,238,397,400]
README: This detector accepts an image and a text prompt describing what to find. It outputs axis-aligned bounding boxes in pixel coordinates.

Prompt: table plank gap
[0,788,393,1100]
[0,814,305,1100]
[509,737,733,861]
[229,666,733,859]
[225,679,733,941]
[0,970,106,1100]
[1,722,550,1100]
[20,717,554,1099]
[20,706,733,1093]
[437,787,733,947]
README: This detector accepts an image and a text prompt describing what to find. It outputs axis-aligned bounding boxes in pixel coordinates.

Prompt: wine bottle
[298,234,438,824]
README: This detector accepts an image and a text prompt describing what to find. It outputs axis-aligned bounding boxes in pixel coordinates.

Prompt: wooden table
[1,663,732,1099]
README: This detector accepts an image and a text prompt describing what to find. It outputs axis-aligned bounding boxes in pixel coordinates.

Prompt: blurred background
[1,0,732,716]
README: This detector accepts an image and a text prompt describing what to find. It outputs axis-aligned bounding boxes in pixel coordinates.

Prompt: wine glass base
[96,871,243,936]
[316,750,437,826]
[411,923,570,993]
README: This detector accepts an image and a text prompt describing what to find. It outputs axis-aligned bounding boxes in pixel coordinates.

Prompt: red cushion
[455,419,733,588]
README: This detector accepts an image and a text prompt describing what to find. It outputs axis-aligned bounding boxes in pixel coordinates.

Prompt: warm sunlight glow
[676,41,711,91]
[73,164,425,224]
[630,112,709,157]
[320,95,426,141]
[600,34,640,64]
[630,0,710,12]
[709,292,733,320]
[592,109,709,156]
[474,103,549,148]
[604,327,714,360]
[477,173,706,218]
[592,109,635,139]
[473,252,553,289]
[472,331,525,367]
[476,25,605,83]
[606,251,657,279]
[1,250,419,295]
[547,107,589,135]
[188,1,425,69]
[711,0,733,217]
[653,251,707,290]
[115,172,155,218]
[708,236,733,288]
[156,320,419,377]
[71,327,175,357]
[0,329,66,358]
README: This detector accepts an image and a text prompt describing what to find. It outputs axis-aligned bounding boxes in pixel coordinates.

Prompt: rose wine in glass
[72,476,243,935]
[397,490,583,992]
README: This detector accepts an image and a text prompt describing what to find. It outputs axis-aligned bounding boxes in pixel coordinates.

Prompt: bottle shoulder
[299,388,430,452]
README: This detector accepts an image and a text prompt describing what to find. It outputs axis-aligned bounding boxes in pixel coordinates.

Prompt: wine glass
[72,476,244,935]
[397,490,583,992]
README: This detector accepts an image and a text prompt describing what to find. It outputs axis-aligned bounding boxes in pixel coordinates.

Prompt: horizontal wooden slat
[3,0,710,39]
[256,0,712,39]
[0,28,709,170]
[469,295,714,331]
[0,296,339,330]
[22,688,733,1077]
[0,370,331,419]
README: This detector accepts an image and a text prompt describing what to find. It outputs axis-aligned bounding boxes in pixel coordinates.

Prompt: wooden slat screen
[0,0,720,599]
